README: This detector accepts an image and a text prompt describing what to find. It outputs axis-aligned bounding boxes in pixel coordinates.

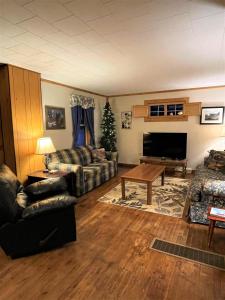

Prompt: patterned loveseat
[188,150,225,227]
[47,146,118,197]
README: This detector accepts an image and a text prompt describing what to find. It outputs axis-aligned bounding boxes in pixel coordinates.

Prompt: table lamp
[36,137,56,172]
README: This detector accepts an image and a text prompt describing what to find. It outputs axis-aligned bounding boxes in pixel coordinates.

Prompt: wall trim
[108,84,225,98]
[41,78,107,98]
[40,78,225,99]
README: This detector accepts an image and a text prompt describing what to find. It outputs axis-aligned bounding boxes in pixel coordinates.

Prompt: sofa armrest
[48,162,84,197]
[22,193,77,219]
[203,179,225,197]
[105,151,118,162]
[48,162,82,173]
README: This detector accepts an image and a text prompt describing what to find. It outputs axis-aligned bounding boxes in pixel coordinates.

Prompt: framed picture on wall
[45,106,66,130]
[121,111,132,129]
[200,107,224,125]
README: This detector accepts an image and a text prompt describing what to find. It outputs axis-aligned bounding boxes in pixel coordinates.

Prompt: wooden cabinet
[133,98,201,121]
[0,64,44,182]
[183,102,201,116]
[132,105,148,118]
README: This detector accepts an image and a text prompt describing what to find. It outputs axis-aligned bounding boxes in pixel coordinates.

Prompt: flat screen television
[143,132,187,160]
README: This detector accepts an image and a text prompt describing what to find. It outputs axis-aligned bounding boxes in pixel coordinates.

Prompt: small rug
[98,177,190,218]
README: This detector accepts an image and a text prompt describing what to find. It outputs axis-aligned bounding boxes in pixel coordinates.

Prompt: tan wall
[41,81,105,150]
[110,87,225,170]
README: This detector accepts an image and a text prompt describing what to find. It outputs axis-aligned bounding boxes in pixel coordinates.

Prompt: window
[149,105,164,116]
[167,104,183,116]
[76,109,90,146]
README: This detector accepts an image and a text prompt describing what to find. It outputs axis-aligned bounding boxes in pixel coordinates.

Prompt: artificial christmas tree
[100,100,117,151]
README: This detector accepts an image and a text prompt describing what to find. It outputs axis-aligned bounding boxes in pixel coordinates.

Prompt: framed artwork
[200,107,224,125]
[121,111,132,129]
[45,105,66,130]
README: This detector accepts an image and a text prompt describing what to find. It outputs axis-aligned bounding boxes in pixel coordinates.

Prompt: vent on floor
[150,238,225,271]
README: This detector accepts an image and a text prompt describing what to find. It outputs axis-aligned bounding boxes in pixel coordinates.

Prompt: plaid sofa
[47,146,118,197]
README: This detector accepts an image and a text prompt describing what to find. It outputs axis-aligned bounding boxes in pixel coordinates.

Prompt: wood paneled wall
[0,64,44,182]
[0,116,4,165]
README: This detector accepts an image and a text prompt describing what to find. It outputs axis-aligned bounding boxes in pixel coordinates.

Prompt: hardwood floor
[0,167,225,300]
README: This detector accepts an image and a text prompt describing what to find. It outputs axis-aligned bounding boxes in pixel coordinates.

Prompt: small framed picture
[121,111,132,129]
[200,107,224,125]
[45,106,66,130]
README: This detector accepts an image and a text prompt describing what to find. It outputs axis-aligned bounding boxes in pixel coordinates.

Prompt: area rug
[98,177,190,218]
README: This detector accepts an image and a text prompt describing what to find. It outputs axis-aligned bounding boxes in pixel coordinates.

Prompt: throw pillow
[92,148,107,162]
[205,150,225,167]
[207,160,225,173]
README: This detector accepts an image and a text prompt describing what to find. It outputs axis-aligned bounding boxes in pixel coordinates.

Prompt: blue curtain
[71,105,83,148]
[84,107,95,146]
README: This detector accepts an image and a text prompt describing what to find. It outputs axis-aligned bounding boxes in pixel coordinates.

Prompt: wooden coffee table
[121,164,165,205]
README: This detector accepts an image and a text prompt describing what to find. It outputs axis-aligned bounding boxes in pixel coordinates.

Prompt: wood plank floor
[0,167,225,300]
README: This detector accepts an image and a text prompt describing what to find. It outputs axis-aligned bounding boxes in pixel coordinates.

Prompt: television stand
[140,156,187,177]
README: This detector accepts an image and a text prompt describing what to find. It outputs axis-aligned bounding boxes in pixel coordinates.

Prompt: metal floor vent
[150,238,225,271]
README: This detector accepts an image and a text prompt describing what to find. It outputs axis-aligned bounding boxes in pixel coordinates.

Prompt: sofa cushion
[0,164,23,224]
[48,149,84,165]
[203,179,225,197]
[24,177,68,201]
[76,146,92,165]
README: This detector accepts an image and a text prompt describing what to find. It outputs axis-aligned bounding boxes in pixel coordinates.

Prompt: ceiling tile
[189,0,225,20]
[43,31,77,46]
[75,30,107,47]
[24,0,71,23]
[0,17,26,37]
[54,16,90,36]
[64,41,90,55]
[19,17,58,37]
[65,0,109,22]
[15,0,32,4]
[87,15,127,35]
[191,12,225,36]
[14,32,48,47]
[8,43,40,56]
[0,0,225,94]
[0,0,34,24]
[0,35,20,48]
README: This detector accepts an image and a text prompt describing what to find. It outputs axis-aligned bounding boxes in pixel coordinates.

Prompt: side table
[207,206,225,248]
[140,156,187,177]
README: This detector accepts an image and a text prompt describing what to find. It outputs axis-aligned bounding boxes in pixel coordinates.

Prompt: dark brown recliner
[0,164,77,258]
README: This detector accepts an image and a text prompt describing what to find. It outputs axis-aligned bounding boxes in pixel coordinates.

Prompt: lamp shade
[36,137,56,155]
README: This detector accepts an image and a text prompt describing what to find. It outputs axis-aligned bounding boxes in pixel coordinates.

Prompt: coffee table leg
[147,182,152,205]
[161,170,165,186]
[121,178,125,199]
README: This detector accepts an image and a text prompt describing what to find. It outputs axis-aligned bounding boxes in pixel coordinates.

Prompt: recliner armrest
[22,193,77,219]
[24,176,68,201]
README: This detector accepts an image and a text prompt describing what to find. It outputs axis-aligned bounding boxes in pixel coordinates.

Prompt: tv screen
[143,132,187,160]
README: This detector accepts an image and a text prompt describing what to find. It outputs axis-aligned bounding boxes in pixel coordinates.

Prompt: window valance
[70,94,95,109]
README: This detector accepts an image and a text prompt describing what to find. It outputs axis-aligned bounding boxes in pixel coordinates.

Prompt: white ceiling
[0,0,225,95]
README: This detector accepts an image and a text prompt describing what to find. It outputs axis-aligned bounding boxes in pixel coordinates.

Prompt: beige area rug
[98,177,190,218]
